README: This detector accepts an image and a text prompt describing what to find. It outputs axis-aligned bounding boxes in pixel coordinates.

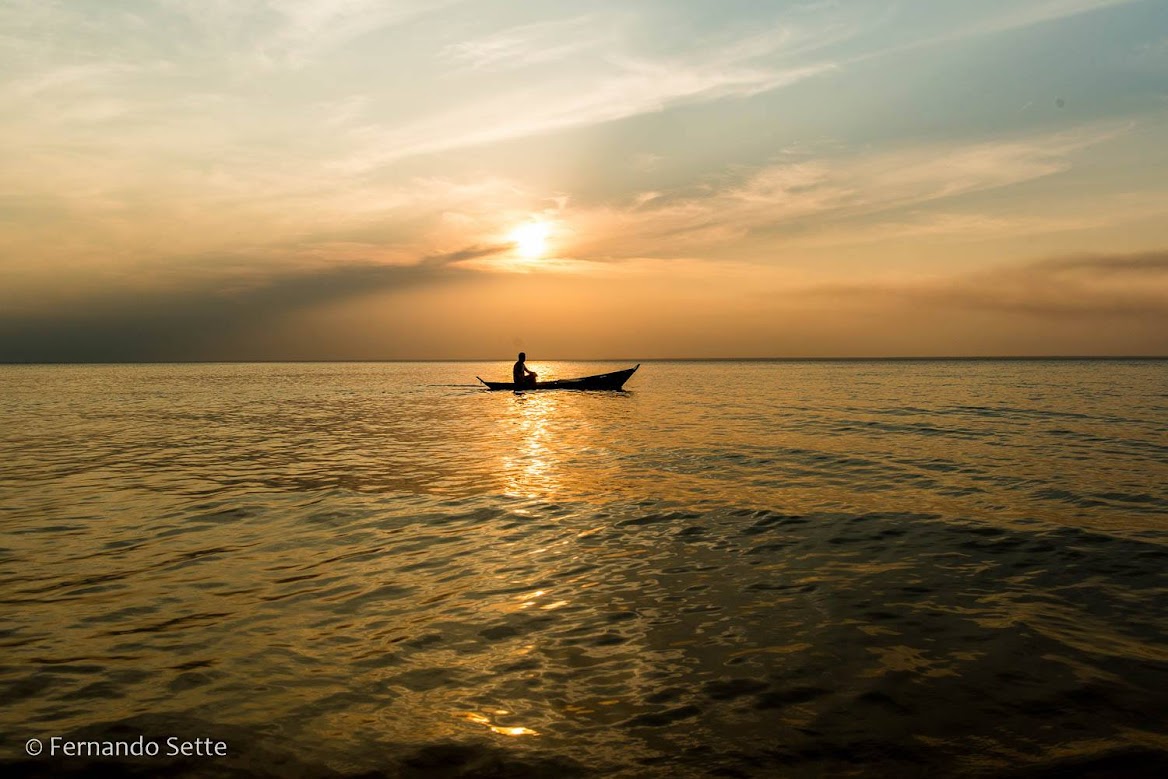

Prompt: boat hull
[478,365,639,391]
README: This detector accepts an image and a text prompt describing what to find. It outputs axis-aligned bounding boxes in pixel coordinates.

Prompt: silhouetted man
[513,352,537,387]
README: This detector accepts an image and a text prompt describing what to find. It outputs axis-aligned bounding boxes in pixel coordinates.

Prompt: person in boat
[513,352,537,388]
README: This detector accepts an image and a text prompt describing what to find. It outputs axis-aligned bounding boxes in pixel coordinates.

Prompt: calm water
[2,360,1166,778]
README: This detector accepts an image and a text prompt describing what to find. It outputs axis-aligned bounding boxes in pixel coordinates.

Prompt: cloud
[1,62,139,99]
[4,247,1164,361]
[812,250,1168,321]
[1043,252,1168,274]
[0,163,537,305]
[334,59,836,172]
[153,0,463,69]
[440,15,607,71]
[333,6,846,171]
[960,0,1146,38]
[558,124,1128,261]
[848,0,1149,64]
[0,246,504,362]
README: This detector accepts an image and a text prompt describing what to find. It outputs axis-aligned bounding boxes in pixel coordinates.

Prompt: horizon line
[2,355,1166,366]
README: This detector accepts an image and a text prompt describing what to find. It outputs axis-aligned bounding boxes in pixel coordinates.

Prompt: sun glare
[509,221,550,259]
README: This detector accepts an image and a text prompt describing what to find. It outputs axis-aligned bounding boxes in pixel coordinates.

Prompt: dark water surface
[2,360,1166,777]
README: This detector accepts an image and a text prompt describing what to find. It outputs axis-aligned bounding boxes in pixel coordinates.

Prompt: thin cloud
[0,249,499,362]
[812,250,1168,320]
[1041,252,1168,274]
[440,15,607,71]
[962,0,1146,38]
[560,124,1126,261]
[758,202,1168,250]
[167,0,465,69]
[333,7,849,171]
[334,59,836,172]
[419,243,510,267]
[848,0,1149,64]
[0,62,141,99]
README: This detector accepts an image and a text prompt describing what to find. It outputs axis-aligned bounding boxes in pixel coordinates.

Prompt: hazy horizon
[2,0,1167,361]
[3,355,1167,366]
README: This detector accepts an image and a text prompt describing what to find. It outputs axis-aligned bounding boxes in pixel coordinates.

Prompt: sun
[509,220,550,259]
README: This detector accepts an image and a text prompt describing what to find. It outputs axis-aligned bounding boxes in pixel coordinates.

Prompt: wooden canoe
[477,365,639,391]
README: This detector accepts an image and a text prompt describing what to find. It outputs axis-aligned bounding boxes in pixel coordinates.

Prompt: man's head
[518,352,526,361]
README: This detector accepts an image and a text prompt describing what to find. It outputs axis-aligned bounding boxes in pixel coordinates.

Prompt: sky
[1,0,1167,361]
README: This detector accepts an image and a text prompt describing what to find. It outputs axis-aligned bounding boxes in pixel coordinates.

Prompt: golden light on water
[456,711,540,737]
[492,725,540,737]
[500,393,559,499]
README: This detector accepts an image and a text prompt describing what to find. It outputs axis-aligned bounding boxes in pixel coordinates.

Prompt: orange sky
[2,0,1167,360]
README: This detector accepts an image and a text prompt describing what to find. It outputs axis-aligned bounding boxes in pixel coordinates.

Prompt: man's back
[513,352,535,386]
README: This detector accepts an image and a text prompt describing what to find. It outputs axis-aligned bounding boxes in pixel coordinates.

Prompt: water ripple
[1,361,1166,777]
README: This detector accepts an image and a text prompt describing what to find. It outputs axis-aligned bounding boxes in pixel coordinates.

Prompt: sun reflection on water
[2,362,1166,776]
[499,392,561,500]
[456,711,540,737]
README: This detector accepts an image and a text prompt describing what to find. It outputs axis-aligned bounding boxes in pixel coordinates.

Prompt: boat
[477,364,639,391]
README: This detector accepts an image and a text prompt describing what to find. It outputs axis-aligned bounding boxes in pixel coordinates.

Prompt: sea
[1,360,1166,778]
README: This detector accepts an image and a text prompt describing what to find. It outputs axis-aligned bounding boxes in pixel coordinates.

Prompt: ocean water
[1,360,1166,778]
